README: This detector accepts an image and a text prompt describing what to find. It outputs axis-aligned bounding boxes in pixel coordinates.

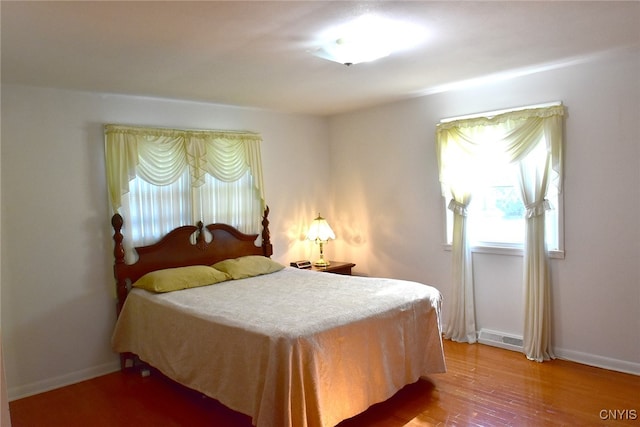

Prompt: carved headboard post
[262,206,273,257]
[195,221,207,251]
[111,214,128,315]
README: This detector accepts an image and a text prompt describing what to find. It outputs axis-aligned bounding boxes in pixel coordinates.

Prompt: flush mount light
[311,14,427,66]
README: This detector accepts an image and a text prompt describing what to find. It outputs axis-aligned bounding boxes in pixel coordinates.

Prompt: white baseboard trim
[441,324,640,376]
[554,347,640,376]
[8,360,121,401]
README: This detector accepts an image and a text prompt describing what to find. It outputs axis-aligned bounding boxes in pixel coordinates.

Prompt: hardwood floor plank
[9,340,639,426]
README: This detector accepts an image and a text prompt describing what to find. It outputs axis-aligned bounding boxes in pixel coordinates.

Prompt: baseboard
[442,324,640,376]
[8,360,121,401]
[554,347,640,376]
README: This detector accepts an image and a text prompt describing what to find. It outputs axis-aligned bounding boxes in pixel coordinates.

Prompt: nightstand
[311,261,355,275]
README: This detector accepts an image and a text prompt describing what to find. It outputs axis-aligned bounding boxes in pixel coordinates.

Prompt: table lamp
[306,213,335,267]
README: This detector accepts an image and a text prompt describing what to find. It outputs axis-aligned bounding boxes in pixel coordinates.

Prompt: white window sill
[443,244,565,259]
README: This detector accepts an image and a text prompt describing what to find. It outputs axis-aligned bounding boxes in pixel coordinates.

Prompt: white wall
[1,45,638,401]
[328,47,640,374]
[0,90,10,425]
[0,86,330,399]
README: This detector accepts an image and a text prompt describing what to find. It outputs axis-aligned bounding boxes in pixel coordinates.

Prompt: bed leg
[120,352,135,371]
[120,352,152,378]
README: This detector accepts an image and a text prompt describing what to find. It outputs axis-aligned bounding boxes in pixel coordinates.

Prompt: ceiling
[2,1,639,116]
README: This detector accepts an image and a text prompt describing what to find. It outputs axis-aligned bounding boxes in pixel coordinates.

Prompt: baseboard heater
[478,329,524,352]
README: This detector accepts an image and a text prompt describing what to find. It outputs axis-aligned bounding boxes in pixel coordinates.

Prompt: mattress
[112,266,445,427]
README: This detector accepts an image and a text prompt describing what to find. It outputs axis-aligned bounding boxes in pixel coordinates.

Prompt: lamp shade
[306,214,335,242]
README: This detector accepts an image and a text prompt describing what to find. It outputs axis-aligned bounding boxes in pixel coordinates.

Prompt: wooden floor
[9,340,639,426]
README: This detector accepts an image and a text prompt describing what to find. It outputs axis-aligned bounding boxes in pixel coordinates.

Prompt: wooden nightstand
[311,261,355,275]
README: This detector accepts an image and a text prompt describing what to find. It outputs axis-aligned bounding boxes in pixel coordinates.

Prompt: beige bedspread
[112,267,445,427]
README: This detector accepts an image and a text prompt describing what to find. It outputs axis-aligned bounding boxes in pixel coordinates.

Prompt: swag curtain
[105,125,266,261]
[105,124,265,212]
[436,105,564,360]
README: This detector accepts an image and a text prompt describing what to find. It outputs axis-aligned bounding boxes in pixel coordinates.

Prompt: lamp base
[313,240,330,267]
[313,258,331,267]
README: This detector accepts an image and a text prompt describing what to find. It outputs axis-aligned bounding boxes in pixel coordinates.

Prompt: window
[105,125,265,262]
[443,132,563,255]
[443,103,563,257]
[122,170,260,248]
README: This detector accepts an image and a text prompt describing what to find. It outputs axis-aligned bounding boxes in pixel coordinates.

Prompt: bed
[110,209,446,427]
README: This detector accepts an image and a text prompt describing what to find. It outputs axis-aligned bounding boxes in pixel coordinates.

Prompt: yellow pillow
[212,256,285,280]
[132,265,230,293]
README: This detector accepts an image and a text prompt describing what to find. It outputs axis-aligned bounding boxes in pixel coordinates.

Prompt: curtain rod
[440,101,562,123]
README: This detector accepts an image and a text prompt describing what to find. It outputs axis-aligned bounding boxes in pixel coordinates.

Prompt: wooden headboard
[111,207,273,314]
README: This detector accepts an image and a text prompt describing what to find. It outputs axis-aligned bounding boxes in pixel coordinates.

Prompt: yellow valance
[436,105,565,196]
[105,124,265,212]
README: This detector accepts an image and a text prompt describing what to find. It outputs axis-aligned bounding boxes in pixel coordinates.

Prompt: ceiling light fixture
[312,14,427,66]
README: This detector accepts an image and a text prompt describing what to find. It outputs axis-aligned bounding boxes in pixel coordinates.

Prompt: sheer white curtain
[123,170,193,247]
[517,114,563,361]
[194,171,260,234]
[436,105,564,358]
[105,125,265,261]
[445,193,476,343]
